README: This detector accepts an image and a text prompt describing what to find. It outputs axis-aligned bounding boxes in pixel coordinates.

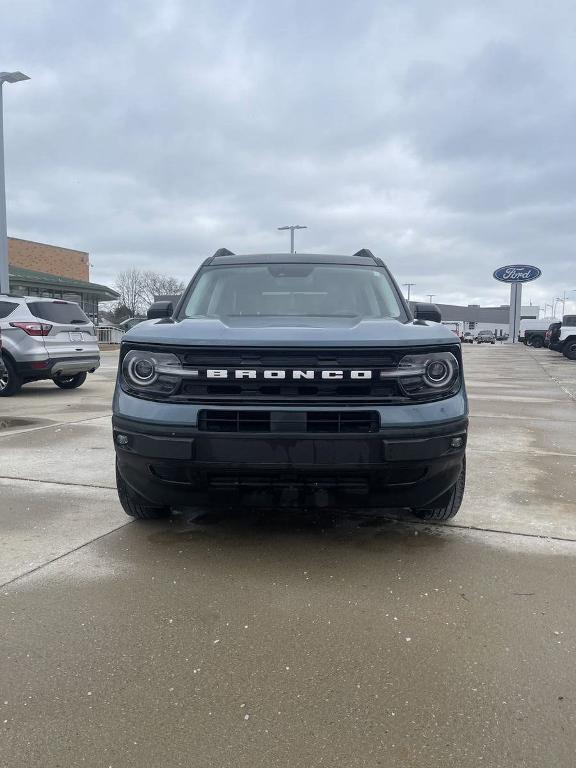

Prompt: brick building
[7,237,118,322]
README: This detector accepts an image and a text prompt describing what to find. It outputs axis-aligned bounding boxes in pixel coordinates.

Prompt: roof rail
[351,248,376,260]
[212,248,235,258]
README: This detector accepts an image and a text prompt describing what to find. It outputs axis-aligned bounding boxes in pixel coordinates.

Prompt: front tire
[0,355,22,397]
[412,459,466,522]
[116,462,171,519]
[563,340,576,360]
[531,336,543,348]
[53,371,87,389]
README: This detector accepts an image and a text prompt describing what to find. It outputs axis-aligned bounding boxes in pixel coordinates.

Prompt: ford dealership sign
[493,265,542,283]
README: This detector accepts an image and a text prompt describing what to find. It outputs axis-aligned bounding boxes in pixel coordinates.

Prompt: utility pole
[403,283,415,301]
[0,71,30,294]
[559,290,576,318]
[427,294,435,303]
[277,224,307,254]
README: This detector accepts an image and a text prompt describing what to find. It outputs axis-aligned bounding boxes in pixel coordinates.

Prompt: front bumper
[113,409,468,509]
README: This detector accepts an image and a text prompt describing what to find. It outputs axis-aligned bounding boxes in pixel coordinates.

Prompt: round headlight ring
[424,357,454,388]
[126,354,158,386]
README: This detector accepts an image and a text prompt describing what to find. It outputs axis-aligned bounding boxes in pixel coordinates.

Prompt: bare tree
[141,272,185,306]
[114,268,185,317]
[115,268,146,317]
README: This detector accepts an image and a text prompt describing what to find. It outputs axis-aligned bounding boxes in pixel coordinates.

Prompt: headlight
[122,350,181,396]
[394,351,460,398]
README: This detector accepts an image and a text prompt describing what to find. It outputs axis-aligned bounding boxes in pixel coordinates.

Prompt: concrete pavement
[1,345,576,767]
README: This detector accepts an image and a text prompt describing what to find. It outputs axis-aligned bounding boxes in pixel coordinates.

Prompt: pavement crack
[526,349,576,402]
[0,475,115,490]
[0,413,111,438]
[0,522,130,589]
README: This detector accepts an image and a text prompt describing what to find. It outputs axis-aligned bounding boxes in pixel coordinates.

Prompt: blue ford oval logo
[493,265,542,283]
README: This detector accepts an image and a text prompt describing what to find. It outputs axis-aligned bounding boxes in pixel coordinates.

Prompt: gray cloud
[2,0,576,312]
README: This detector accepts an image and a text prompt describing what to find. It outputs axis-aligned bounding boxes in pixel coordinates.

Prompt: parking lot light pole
[560,289,576,317]
[278,224,307,254]
[0,71,30,295]
[403,283,415,301]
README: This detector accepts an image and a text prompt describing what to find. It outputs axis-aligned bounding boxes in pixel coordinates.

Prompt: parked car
[0,328,6,384]
[476,330,496,344]
[461,332,474,344]
[518,318,556,348]
[119,316,147,331]
[556,315,576,360]
[113,247,468,523]
[545,322,562,349]
[0,296,100,396]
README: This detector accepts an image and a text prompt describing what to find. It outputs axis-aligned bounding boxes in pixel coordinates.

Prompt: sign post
[493,265,542,343]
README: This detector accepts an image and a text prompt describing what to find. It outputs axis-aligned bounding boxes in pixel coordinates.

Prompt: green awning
[9,265,119,302]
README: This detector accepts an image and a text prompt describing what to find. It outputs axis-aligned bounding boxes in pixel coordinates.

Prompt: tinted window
[563,315,576,327]
[0,301,19,319]
[27,301,90,324]
[181,264,406,321]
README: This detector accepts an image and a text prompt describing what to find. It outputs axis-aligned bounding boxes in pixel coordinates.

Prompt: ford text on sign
[493,265,542,283]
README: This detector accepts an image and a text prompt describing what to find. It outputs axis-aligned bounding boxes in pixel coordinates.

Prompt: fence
[97,325,124,345]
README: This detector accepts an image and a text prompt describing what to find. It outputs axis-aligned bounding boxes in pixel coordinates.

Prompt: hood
[124,316,458,348]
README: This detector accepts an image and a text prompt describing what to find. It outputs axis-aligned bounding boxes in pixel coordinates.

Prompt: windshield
[180,264,406,321]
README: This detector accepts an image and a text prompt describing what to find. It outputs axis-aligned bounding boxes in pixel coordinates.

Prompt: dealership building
[409,301,540,337]
[6,237,119,323]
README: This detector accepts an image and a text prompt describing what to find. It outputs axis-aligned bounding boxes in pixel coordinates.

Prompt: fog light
[116,434,129,446]
[450,437,464,449]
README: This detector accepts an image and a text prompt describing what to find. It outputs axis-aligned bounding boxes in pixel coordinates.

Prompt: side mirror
[147,301,173,320]
[414,303,442,323]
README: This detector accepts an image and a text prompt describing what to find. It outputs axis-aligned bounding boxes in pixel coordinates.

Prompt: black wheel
[531,336,543,349]
[53,371,87,389]
[563,341,576,361]
[116,461,171,519]
[412,459,466,522]
[0,355,22,397]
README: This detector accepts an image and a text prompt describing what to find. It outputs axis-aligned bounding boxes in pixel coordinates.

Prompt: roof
[9,265,119,301]
[409,301,539,323]
[205,252,384,267]
[8,236,88,256]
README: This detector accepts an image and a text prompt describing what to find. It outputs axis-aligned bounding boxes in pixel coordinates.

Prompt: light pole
[403,283,415,301]
[278,224,307,254]
[0,71,30,295]
[427,294,435,303]
[559,290,576,317]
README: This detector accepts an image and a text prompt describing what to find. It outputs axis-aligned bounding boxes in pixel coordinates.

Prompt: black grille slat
[181,349,398,368]
[198,410,379,434]
[179,379,398,401]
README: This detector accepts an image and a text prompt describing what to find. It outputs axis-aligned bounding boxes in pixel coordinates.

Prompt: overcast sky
[3,0,576,311]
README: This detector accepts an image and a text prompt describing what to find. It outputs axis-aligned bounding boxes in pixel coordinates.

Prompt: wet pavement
[1,346,576,767]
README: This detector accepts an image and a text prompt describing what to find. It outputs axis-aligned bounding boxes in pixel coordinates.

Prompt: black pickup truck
[113,249,468,522]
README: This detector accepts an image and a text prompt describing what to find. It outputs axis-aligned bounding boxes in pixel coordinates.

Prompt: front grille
[198,410,380,433]
[123,344,462,404]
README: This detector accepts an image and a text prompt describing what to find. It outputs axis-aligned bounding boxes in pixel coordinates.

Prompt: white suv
[0,295,100,396]
[557,315,576,360]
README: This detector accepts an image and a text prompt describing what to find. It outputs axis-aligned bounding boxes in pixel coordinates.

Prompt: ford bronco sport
[113,249,468,521]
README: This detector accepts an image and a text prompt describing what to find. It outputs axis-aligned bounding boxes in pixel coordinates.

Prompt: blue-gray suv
[113,249,468,522]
